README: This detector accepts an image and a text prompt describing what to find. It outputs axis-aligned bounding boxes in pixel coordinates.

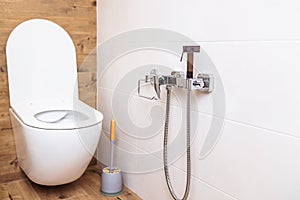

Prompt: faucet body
[137,45,213,100]
[138,69,213,100]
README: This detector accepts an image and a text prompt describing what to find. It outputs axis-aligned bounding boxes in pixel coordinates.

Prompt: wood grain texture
[0,165,141,200]
[0,129,20,177]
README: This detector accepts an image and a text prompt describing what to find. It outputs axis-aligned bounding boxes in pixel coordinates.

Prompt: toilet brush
[100,119,123,196]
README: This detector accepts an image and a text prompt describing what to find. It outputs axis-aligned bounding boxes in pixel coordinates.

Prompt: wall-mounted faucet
[138,46,214,100]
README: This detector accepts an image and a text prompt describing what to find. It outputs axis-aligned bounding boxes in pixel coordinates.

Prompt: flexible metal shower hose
[163,85,191,200]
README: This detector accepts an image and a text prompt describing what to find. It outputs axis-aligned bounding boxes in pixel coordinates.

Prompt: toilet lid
[12,100,103,130]
[6,19,78,108]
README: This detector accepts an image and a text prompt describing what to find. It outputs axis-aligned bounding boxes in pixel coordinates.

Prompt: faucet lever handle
[153,75,161,99]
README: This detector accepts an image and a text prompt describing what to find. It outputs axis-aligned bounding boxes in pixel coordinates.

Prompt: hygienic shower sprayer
[180,45,200,79]
[138,46,214,200]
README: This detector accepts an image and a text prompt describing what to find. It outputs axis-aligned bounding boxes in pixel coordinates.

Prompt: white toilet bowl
[6,19,103,185]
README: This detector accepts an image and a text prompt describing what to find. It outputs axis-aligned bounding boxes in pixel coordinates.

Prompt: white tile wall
[172,120,300,200]
[97,0,300,199]
[98,0,300,42]
[201,42,300,138]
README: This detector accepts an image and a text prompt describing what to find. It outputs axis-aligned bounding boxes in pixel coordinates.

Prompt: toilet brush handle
[110,120,116,141]
[110,120,116,172]
[110,141,114,172]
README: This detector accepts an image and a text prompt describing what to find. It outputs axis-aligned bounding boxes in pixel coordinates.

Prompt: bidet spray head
[180,46,200,79]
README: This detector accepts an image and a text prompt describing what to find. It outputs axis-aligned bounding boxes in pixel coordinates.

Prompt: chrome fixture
[137,46,214,200]
[180,45,200,79]
[138,68,214,100]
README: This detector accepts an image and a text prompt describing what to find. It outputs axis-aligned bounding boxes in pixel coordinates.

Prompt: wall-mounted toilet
[6,19,103,185]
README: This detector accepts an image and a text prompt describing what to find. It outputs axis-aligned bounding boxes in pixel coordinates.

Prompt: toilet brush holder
[101,167,123,196]
[100,120,123,196]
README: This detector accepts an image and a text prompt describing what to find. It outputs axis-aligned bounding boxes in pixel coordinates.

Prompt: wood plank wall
[0,0,97,179]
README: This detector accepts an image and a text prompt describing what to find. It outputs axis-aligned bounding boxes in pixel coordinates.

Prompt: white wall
[97,1,300,199]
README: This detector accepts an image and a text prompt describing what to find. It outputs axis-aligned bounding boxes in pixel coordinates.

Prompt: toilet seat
[12,100,103,130]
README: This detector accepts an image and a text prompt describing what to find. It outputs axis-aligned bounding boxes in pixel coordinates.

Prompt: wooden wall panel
[0,0,97,178]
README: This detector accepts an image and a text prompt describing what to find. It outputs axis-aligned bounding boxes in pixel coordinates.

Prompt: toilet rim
[10,101,103,130]
[34,110,89,123]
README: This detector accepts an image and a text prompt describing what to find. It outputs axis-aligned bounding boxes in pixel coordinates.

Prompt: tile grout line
[98,87,300,149]
[170,164,241,200]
